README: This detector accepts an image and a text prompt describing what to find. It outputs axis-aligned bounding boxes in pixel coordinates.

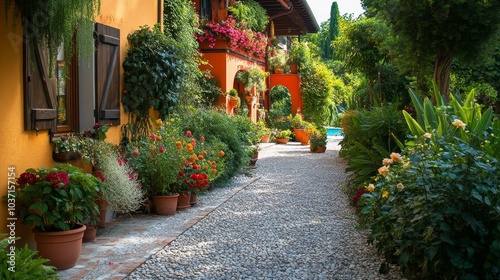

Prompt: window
[200,0,212,20]
[23,23,121,135]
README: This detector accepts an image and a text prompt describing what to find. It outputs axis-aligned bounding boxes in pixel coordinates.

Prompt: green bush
[339,104,408,197]
[359,136,500,279]
[172,107,251,183]
[0,235,58,279]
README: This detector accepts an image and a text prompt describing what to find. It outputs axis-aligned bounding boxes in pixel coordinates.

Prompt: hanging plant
[4,0,100,72]
[236,66,269,93]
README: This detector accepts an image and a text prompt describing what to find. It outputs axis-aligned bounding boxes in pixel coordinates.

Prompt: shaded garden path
[59,138,403,279]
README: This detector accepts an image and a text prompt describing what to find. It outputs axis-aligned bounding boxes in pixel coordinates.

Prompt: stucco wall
[0,0,160,236]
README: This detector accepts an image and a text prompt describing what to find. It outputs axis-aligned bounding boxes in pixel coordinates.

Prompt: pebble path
[123,138,404,280]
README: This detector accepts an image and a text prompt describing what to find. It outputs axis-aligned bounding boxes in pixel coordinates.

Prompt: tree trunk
[433,52,453,102]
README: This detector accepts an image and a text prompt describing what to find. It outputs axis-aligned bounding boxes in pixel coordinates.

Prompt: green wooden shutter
[23,37,57,132]
[95,23,120,125]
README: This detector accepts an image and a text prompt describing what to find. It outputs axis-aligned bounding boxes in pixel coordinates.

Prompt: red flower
[150,133,157,140]
[352,188,369,205]
[186,131,192,137]
[133,149,139,156]
[92,170,106,182]
[178,170,185,176]
[17,172,40,186]
[200,136,205,142]
[158,146,165,153]
[45,171,70,188]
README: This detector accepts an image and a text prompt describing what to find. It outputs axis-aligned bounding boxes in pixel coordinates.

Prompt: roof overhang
[255,0,319,35]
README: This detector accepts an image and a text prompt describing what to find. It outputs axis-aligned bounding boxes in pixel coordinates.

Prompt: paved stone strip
[126,139,405,280]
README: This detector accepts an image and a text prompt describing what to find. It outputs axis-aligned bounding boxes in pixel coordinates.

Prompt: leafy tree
[301,63,335,125]
[362,0,500,96]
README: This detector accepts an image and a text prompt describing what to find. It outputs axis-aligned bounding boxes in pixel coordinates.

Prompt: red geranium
[17,172,40,186]
[45,171,70,188]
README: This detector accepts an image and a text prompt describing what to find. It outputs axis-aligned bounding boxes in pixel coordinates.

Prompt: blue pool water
[327,127,343,137]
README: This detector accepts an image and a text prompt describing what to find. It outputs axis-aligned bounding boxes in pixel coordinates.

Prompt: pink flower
[158,146,165,153]
[133,150,139,156]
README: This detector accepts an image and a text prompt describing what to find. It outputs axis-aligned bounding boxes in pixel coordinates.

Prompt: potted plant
[288,40,310,73]
[291,113,311,145]
[52,134,82,163]
[227,89,241,108]
[274,129,292,144]
[256,120,272,143]
[127,121,184,215]
[307,126,328,153]
[268,47,287,74]
[13,164,103,269]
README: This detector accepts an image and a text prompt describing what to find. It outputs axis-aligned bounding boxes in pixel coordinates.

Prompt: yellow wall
[0,0,160,236]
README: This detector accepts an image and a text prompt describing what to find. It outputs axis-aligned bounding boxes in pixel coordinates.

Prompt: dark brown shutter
[23,37,57,132]
[95,23,120,125]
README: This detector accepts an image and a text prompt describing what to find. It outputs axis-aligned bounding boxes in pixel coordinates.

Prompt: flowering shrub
[359,135,500,278]
[175,130,226,194]
[306,126,327,150]
[14,164,102,231]
[196,16,267,59]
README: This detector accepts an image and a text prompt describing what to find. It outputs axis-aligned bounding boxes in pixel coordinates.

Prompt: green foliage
[268,47,287,72]
[359,136,500,279]
[306,125,327,149]
[288,40,311,70]
[275,129,292,140]
[326,1,340,59]
[5,0,100,73]
[0,235,57,279]
[228,0,268,33]
[126,121,184,196]
[14,164,101,231]
[363,0,500,94]
[171,107,251,182]
[403,87,500,159]
[269,85,292,126]
[122,25,189,141]
[197,70,222,107]
[301,63,335,125]
[339,104,408,194]
[236,67,269,93]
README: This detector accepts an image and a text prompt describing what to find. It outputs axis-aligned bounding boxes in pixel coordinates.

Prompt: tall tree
[327,1,341,59]
[362,0,500,97]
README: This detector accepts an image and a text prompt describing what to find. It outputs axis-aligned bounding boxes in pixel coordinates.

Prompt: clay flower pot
[33,224,86,270]
[153,194,179,215]
[176,192,191,210]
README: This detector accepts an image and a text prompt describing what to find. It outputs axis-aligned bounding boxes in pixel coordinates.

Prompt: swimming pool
[326,127,343,137]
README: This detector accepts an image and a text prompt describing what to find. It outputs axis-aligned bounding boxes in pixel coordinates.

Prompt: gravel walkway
[126,138,404,280]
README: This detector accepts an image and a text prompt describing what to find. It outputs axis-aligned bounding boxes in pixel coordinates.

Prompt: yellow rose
[365,184,375,192]
[382,191,389,198]
[390,153,402,163]
[378,166,389,176]
[397,183,404,190]
[382,158,393,166]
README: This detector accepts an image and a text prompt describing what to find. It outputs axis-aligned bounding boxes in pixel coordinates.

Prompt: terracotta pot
[260,135,270,143]
[176,192,191,210]
[249,158,258,166]
[273,68,284,74]
[276,138,289,144]
[293,128,309,145]
[153,194,179,215]
[83,225,97,243]
[310,146,327,153]
[228,97,239,108]
[290,63,298,74]
[245,94,254,105]
[33,224,86,270]
[190,193,198,205]
[52,151,81,163]
[95,199,108,228]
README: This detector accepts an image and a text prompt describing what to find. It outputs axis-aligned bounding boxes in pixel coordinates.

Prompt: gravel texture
[125,138,405,280]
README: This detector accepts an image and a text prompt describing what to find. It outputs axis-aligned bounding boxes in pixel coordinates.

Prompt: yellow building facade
[0,0,162,238]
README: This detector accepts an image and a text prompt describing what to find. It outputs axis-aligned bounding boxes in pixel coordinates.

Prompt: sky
[307,0,365,25]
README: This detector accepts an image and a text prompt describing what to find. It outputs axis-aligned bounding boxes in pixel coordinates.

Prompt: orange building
[192,0,318,121]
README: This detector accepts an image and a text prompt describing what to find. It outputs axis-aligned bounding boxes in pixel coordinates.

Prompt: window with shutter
[23,37,58,132]
[23,32,79,134]
[95,23,120,126]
